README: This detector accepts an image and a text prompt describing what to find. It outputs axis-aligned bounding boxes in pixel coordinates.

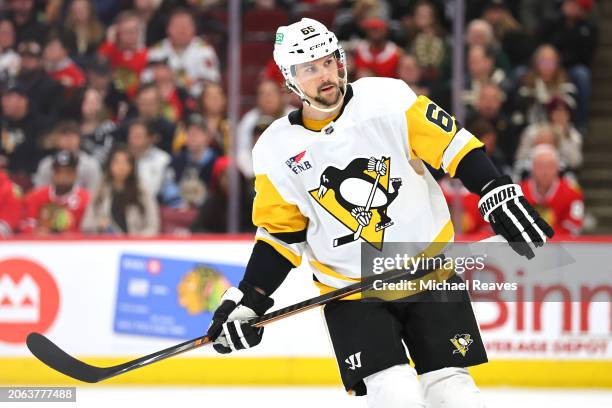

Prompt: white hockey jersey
[251,77,483,294]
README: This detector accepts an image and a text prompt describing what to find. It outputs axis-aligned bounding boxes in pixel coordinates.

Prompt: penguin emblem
[450,334,473,356]
[309,156,402,250]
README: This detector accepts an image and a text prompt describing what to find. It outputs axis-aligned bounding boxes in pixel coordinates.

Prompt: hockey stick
[26,251,443,383]
[334,157,385,247]
[27,235,507,383]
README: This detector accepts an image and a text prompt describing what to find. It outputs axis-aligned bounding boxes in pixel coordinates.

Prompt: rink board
[0,236,611,387]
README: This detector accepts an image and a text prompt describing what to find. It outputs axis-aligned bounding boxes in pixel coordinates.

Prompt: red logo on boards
[0,258,60,343]
[147,259,161,275]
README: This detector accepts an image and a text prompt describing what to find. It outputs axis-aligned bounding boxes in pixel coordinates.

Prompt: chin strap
[288,66,348,113]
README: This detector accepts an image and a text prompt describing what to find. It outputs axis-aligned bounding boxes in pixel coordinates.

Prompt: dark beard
[313,85,341,107]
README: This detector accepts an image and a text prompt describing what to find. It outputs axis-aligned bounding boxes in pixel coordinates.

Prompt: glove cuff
[238,280,274,316]
[478,175,524,222]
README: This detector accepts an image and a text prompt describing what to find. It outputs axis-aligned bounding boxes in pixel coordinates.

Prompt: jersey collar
[288,84,354,131]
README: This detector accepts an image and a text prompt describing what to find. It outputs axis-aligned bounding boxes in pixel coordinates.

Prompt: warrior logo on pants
[309,156,402,250]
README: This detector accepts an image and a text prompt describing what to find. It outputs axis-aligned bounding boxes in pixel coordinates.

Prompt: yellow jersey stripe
[253,174,308,234]
[302,113,338,131]
[256,236,302,267]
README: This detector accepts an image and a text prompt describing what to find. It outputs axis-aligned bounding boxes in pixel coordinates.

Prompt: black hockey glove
[207,281,274,354]
[478,175,554,259]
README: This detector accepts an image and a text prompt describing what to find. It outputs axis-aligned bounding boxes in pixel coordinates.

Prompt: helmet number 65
[425,103,454,133]
[301,26,316,35]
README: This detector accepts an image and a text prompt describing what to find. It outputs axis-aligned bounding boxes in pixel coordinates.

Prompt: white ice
[2,387,611,408]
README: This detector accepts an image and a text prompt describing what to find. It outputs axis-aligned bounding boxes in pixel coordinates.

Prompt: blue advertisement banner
[113,253,243,339]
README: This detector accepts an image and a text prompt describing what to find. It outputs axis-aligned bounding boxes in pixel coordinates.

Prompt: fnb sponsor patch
[286,150,312,174]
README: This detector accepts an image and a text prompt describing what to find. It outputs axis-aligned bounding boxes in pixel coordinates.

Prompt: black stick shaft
[27,255,443,383]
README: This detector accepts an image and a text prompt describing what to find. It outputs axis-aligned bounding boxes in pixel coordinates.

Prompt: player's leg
[363,364,425,408]
[393,274,488,408]
[420,367,485,408]
[322,300,425,407]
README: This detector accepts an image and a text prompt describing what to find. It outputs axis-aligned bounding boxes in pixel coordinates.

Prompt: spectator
[237,80,292,178]
[464,45,510,109]
[0,167,22,237]
[162,114,220,207]
[481,0,534,68]
[7,0,49,45]
[143,58,195,123]
[42,35,86,92]
[547,96,583,170]
[0,18,20,85]
[90,0,124,26]
[439,177,489,234]
[539,0,598,69]
[539,0,598,128]
[198,82,228,153]
[354,17,401,79]
[397,53,431,97]
[465,19,511,75]
[126,119,171,196]
[21,150,90,234]
[466,82,520,163]
[334,0,390,42]
[511,44,577,127]
[520,144,584,235]
[98,10,149,98]
[514,100,583,173]
[82,145,159,235]
[468,116,511,175]
[409,0,448,81]
[133,0,166,47]
[122,83,177,153]
[147,8,220,97]
[16,40,64,120]
[64,0,106,64]
[190,157,255,233]
[514,123,571,180]
[0,83,50,177]
[33,121,102,192]
[85,58,128,119]
[80,87,118,165]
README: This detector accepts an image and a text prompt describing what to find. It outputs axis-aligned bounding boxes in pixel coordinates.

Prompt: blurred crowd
[0,0,599,237]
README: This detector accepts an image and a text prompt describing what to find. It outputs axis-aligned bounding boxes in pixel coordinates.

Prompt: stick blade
[26,332,108,383]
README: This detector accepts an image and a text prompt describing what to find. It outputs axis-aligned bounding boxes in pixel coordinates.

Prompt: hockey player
[207,19,553,407]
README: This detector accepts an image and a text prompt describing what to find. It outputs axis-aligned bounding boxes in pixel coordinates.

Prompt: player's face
[294,55,344,107]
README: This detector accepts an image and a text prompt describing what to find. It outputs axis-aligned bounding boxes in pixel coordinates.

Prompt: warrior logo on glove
[478,175,555,259]
[309,156,402,250]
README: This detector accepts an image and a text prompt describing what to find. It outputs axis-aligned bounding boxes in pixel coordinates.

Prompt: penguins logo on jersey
[450,334,473,356]
[308,156,402,250]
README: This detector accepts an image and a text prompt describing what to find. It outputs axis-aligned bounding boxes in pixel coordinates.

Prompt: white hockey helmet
[273,18,347,112]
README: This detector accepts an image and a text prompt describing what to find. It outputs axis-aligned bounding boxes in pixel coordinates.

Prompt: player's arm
[405,95,554,258]
[207,173,307,354]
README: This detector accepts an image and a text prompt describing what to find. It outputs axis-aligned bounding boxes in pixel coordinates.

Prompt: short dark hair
[128,118,156,138]
[168,7,195,25]
[54,120,81,137]
[468,117,496,139]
